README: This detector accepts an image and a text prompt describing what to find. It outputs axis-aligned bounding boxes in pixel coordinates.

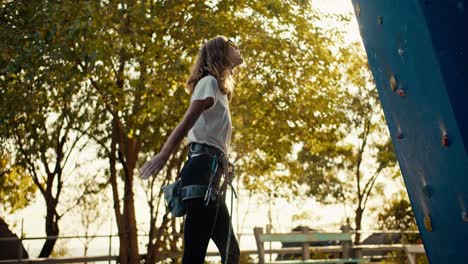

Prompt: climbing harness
[186,142,237,264]
[184,142,235,205]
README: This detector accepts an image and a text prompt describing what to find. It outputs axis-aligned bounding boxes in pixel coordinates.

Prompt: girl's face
[226,39,243,68]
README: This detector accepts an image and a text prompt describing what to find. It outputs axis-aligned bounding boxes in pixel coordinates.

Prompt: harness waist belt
[181,185,209,200]
[188,142,223,159]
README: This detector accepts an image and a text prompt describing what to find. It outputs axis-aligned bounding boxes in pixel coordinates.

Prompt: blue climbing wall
[350,0,468,263]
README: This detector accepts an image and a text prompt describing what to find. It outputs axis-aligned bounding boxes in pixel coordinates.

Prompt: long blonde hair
[186,36,234,100]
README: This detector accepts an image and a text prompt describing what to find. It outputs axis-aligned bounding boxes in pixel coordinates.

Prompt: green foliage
[377,193,417,231]
[378,193,429,264]
[239,253,256,264]
[0,1,106,256]
[229,5,350,198]
[0,0,396,258]
[294,42,398,203]
[0,150,36,214]
[1,0,352,196]
[0,0,90,185]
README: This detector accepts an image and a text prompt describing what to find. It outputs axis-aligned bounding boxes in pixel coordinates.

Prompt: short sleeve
[191,76,219,106]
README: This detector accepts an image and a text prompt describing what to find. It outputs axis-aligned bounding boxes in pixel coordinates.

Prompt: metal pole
[341,220,351,259]
[108,216,113,264]
[267,193,272,263]
[236,175,240,243]
[301,226,310,260]
[18,218,24,262]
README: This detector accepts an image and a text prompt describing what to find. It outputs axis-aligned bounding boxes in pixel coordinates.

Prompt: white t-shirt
[188,75,232,154]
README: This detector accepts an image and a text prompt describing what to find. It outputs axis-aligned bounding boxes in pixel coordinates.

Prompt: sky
[5,0,408,259]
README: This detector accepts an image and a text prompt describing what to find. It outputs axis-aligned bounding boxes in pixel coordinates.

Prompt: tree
[293,42,399,244]
[377,192,417,232]
[2,0,373,262]
[0,149,36,260]
[0,150,36,216]
[73,182,110,257]
[43,1,351,262]
[229,3,351,199]
[0,1,95,256]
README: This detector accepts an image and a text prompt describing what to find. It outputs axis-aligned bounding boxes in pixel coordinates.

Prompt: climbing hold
[424,214,433,232]
[422,184,432,198]
[389,75,398,91]
[377,16,384,25]
[442,133,450,147]
[396,89,406,97]
[355,3,361,17]
[457,195,467,222]
[462,211,468,222]
[398,48,405,56]
[397,132,404,140]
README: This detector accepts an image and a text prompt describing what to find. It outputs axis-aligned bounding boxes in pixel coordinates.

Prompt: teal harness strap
[182,153,218,202]
[211,153,218,171]
[204,153,218,206]
[181,185,208,200]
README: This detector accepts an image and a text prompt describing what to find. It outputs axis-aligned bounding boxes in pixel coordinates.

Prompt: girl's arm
[140,97,214,179]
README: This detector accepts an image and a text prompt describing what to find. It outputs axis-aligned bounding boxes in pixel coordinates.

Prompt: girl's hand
[140,153,169,180]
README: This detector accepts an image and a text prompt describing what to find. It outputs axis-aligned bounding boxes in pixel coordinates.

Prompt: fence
[0,230,425,263]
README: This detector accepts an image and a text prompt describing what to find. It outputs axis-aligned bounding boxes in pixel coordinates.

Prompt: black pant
[180,155,240,264]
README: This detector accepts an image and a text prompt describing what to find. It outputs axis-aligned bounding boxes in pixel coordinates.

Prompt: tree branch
[14,131,46,195]
[39,122,53,176]
[355,113,372,204]
[362,166,384,209]
[74,125,110,154]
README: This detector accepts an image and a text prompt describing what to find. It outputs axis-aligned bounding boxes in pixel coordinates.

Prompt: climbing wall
[350,0,468,262]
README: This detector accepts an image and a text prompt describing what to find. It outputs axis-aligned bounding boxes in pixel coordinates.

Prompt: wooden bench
[254,227,368,264]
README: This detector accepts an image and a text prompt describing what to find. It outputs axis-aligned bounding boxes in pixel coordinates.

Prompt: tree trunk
[354,206,364,245]
[38,195,59,257]
[122,132,140,263]
[110,122,129,264]
[111,118,140,263]
[122,169,140,264]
